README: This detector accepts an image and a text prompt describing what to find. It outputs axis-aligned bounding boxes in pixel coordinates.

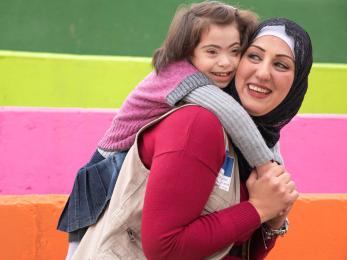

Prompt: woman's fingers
[287,180,297,193]
[277,171,291,183]
[246,170,258,188]
[247,165,300,223]
[267,164,285,177]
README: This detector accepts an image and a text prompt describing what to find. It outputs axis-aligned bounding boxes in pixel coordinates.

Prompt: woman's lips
[247,84,271,98]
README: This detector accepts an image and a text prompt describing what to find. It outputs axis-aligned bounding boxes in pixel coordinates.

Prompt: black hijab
[225,18,313,181]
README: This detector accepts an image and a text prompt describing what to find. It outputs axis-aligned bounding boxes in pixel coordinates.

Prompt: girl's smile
[191,23,241,88]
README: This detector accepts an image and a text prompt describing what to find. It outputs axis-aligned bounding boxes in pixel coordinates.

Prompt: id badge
[216,151,234,192]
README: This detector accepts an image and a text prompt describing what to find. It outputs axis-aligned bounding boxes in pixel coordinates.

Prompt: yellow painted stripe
[1,50,346,113]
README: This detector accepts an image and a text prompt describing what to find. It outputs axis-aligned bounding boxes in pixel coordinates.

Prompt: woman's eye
[247,53,261,62]
[275,62,289,70]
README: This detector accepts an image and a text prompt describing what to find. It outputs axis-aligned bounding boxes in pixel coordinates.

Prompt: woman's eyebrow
[249,44,265,52]
[276,54,295,62]
[250,44,294,62]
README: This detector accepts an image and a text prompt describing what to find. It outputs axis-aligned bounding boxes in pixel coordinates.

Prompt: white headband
[255,25,295,57]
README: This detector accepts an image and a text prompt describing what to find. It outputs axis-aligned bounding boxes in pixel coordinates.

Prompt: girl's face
[235,35,295,116]
[191,23,241,88]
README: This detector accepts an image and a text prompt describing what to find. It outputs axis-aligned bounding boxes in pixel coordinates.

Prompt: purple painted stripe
[0,107,346,194]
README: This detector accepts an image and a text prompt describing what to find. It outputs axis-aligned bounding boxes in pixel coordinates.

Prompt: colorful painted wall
[1,0,347,259]
[0,0,347,62]
[1,51,347,260]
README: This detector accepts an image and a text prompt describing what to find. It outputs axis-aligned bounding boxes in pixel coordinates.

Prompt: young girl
[58,1,282,258]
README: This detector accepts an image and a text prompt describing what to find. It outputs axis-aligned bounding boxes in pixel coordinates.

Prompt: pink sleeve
[139,106,261,260]
[128,60,199,106]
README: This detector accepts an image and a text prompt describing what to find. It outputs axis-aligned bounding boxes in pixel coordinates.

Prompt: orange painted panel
[267,194,347,260]
[0,194,346,260]
[0,195,68,260]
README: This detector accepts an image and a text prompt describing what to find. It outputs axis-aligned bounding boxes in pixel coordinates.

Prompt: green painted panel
[0,0,346,63]
[1,51,347,113]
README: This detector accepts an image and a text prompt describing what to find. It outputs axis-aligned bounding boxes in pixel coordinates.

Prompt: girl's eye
[230,48,241,56]
[206,49,218,55]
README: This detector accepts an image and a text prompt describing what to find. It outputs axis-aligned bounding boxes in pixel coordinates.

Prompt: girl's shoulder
[155,59,198,81]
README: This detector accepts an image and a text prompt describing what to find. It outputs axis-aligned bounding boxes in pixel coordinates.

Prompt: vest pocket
[204,191,236,213]
[98,226,144,259]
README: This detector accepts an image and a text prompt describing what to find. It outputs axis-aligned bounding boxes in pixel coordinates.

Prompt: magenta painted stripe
[1,107,346,194]
[280,115,347,193]
[0,107,115,195]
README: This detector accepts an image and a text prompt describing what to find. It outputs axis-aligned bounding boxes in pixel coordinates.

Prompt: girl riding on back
[58,2,281,258]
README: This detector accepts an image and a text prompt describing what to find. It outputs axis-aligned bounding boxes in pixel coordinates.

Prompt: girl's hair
[152,1,259,73]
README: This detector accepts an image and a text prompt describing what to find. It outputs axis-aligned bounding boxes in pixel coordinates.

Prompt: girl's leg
[63,150,128,258]
[61,150,106,259]
[65,241,79,260]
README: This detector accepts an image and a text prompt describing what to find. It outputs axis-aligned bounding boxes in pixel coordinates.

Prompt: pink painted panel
[1,108,346,194]
[280,115,347,193]
[0,107,115,195]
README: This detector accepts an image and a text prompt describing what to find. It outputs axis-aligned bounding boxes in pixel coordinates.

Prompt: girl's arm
[271,141,284,165]
[182,84,281,167]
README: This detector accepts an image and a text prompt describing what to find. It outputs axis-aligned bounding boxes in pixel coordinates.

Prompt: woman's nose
[255,62,271,81]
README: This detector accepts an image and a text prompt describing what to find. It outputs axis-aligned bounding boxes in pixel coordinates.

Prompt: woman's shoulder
[181,104,220,120]
[156,105,225,152]
[141,105,226,148]
[164,105,223,132]
[139,105,226,173]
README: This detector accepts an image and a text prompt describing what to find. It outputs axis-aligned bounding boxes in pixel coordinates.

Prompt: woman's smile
[235,35,295,116]
[247,83,272,98]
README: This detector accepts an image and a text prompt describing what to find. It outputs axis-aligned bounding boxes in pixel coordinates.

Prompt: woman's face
[235,35,295,116]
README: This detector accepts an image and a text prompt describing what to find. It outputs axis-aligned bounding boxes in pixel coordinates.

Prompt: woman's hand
[256,161,278,178]
[266,206,291,229]
[246,165,298,223]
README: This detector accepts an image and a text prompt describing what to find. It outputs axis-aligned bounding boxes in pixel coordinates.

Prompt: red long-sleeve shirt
[139,106,275,260]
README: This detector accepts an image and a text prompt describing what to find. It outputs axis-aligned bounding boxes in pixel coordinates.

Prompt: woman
[71,18,312,259]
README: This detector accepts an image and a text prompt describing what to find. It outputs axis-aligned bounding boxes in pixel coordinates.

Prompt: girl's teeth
[249,84,270,93]
[213,72,229,76]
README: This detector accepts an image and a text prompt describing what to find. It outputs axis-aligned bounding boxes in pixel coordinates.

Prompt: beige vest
[72,105,241,260]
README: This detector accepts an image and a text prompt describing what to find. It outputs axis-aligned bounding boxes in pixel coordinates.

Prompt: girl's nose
[217,55,232,67]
